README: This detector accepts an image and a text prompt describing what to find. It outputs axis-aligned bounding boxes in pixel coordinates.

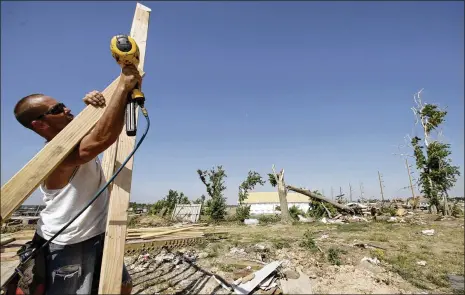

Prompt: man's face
[32,96,74,134]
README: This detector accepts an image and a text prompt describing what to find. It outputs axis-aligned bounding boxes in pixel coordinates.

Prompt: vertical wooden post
[405,158,417,209]
[405,158,416,205]
[359,182,364,202]
[98,3,151,294]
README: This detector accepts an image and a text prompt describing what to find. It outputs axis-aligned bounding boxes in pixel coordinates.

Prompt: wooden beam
[0,77,121,223]
[140,226,199,239]
[98,3,151,294]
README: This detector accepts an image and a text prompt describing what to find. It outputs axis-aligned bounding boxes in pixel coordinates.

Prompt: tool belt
[3,233,47,295]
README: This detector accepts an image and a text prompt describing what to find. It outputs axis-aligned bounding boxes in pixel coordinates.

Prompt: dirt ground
[124,212,464,294]
[2,213,463,294]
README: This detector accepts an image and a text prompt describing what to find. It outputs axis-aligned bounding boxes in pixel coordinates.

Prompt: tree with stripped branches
[408,89,460,215]
[267,165,291,223]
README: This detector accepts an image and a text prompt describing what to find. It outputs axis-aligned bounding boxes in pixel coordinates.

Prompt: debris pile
[126,247,302,295]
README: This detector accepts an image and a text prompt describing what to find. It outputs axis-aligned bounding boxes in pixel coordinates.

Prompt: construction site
[1,1,464,295]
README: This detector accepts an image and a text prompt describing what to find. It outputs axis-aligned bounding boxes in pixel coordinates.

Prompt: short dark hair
[14,94,46,129]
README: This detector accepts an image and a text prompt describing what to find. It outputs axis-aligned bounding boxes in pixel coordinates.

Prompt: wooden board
[0,237,15,246]
[0,76,121,223]
[233,261,282,295]
[97,3,151,294]
[140,226,198,239]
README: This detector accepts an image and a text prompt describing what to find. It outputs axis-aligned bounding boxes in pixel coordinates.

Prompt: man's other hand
[120,64,142,92]
[83,91,106,107]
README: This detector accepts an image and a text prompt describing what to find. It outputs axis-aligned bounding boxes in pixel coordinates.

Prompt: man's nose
[64,107,71,114]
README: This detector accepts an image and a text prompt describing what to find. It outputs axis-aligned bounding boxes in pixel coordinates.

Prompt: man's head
[14,94,74,141]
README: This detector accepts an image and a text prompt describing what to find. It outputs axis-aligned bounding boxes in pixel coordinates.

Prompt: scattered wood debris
[232,261,282,295]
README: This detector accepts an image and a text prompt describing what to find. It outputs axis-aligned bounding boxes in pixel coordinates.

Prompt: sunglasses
[36,103,67,120]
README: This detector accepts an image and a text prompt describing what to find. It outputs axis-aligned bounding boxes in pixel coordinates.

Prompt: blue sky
[1,1,463,205]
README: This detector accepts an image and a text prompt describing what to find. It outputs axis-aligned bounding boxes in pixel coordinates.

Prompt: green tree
[239,171,266,204]
[129,202,138,211]
[149,199,166,215]
[193,194,206,215]
[149,190,190,216]
[193,195,206,205]
[236,171,266,221]
[178,192,190,205]
[307,190,338,218]
[410,90,461,215]
[197,166,227,221]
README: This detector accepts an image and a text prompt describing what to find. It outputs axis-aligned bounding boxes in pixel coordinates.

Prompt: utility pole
[322,189,325,197]
[359,182,364,202]
[378,171,385,202]
[405,158,416,201]
[337,186,344,203]
[349,183,353,202]
[331,186,334,200]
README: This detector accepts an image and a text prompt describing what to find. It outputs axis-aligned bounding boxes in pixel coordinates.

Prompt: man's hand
[83,91,106,107]
[62,64,141,168]
[119,64,142,92]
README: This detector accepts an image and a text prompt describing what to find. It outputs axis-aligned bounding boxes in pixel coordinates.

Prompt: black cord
[2,108,150,291]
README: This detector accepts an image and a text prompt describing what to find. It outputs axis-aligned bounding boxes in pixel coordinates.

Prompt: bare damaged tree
[409,89,460,215]
[268,165,291,223]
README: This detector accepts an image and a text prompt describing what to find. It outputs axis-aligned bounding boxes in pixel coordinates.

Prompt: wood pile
[126,223,210,241]
[1,224,219,262]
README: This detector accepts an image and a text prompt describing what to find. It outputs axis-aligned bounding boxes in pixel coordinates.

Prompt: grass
[218,263,235,272]
[272,238,292,249]
[299,230,318,252]
[213,212,464,293]
[206,242,223,258]
[327,247,347,266]
[368,233,389,242]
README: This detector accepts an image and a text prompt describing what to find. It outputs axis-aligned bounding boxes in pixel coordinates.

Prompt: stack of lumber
[1,224,220,260]
[126,223,209,241]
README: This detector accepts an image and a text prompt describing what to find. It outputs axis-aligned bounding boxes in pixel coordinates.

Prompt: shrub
[257,214,281,224]
[235,205,251,222]
[289,205,305,220]
[327,247,347,266]
[299,230,318,252]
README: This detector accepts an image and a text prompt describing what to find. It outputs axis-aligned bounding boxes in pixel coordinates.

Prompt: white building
[243,192,310,215]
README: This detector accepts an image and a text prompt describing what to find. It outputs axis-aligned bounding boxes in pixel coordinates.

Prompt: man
[12,64,141,295]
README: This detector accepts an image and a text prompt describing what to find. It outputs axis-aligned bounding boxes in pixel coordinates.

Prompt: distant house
[243,192,310,215]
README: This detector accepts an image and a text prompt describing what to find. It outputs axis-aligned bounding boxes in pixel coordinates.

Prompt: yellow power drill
[110,34,145,137]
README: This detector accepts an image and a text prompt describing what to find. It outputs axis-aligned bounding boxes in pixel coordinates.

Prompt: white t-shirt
[36,157,109,245]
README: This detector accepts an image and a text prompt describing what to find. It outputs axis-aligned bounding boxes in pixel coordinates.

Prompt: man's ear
[30,120,48,131]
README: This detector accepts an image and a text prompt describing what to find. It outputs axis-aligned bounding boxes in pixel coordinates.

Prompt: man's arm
[62,65,141,167]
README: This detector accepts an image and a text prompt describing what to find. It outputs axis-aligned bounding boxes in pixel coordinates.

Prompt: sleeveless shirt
[35,157,109,245]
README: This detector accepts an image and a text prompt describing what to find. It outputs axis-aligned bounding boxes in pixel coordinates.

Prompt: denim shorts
[41,232,131,295]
